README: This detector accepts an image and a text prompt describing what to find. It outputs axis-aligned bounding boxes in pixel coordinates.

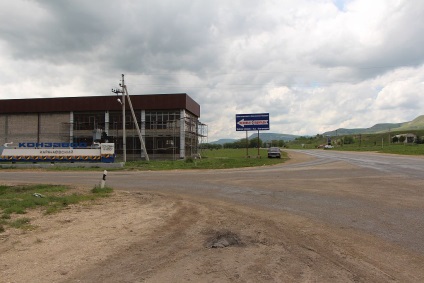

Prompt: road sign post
[257,129,260,158]
[236,113,270,132]
[236,113,270,158]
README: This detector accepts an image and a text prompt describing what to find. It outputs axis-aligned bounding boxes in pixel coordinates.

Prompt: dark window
[74,112,105,130]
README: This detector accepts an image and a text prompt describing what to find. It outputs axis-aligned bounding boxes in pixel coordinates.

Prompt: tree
[249,138,263,148]
[343,136,354,144]
[200,143,222,150]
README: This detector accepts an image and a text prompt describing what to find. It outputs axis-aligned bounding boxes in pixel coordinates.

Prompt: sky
[1,0,424,142]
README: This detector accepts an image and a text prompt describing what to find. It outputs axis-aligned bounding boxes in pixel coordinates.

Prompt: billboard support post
[236,113,269,159]
[257,129,260,158]
[246,131,249,158]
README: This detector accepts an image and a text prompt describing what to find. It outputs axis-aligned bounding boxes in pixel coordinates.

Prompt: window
[74,112,105,130]
[145,110,180,130]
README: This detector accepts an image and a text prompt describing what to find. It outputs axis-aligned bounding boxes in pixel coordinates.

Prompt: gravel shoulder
[1,152,424,282]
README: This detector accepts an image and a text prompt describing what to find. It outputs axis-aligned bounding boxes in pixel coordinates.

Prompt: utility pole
[112,75,126,163]
[121,74,126,163]
[123,82,149,161]
[112,74,149,162]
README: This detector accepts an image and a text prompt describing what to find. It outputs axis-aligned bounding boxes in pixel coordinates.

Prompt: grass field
[0,148,287,171]
[2,142,421,172]
[290,143,424,155]
[124,148,288,170]
[338,144,424,155]
[287,130,424,156]
[0,184,113,232]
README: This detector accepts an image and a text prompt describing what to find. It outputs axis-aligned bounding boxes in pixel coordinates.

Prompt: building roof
[0,93,200,117]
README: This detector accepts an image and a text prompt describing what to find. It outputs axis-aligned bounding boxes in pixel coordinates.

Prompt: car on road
[267,147,281,158]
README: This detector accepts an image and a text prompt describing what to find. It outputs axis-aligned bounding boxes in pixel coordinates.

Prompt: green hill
[392,115,424,131]
[210,139,237,145]
[323,123,403,136]
[210,115,424,145]
[210,133,298,145]
[249,132,298,142]
[323,115,424,136]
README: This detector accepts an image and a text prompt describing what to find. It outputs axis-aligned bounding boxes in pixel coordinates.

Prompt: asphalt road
[1,149,423,254]
[294,149,424,179]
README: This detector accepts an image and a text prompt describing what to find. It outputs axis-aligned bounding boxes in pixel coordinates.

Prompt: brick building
[0,94,207,160]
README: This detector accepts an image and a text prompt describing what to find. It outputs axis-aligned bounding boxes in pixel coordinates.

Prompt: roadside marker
[101,170,107,188]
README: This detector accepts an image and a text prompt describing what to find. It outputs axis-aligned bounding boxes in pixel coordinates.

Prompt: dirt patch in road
[283,150,317,165]
[1,187,423,282]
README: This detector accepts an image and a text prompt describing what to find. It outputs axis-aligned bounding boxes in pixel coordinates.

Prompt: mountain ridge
[210,133,299,145]
[209,115,424,144]
[323,115,424,136]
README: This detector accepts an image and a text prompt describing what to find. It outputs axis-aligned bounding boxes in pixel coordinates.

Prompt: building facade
[0,94,207,160]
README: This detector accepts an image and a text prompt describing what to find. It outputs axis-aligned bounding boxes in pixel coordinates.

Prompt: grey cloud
[310,1,424,81]
[1,0,423,141]
[0,1,114,62]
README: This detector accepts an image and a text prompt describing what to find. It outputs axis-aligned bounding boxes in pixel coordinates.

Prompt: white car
[267,147,281,158]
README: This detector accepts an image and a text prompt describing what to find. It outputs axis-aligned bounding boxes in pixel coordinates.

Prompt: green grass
[124,148,288,170]
[0,184,113,233]
[287,130,424,156]
[290,142,424,155]
[2,148,289,171]
[91,185,114,196]
[336,143,424,155]
[9,217,33,230]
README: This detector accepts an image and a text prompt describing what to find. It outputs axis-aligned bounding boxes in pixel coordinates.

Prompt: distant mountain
[323,115,424,136]
[210,139,237,145]
[210,115,424,144]
[393,115,424,131]
[248,132,299,142]
[323,123,403,136]
[209,133,298,145]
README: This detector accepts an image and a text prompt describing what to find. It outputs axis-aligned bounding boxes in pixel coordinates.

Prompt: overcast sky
[1,0,423,141]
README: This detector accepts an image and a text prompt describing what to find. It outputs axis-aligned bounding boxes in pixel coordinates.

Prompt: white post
[101,170,107,188]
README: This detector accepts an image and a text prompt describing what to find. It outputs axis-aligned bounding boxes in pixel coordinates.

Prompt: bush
[91,186,113,194]
[185,157,194,163]
[10,217,31,228]
[344,136,354,144]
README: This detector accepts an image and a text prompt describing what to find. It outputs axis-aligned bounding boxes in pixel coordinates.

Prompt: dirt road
[1,151,423,282]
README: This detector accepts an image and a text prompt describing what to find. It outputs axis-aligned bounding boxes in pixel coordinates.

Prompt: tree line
[200,138,286,149]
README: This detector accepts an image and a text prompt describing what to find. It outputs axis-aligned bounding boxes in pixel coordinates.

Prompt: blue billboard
[236,113,270,131]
